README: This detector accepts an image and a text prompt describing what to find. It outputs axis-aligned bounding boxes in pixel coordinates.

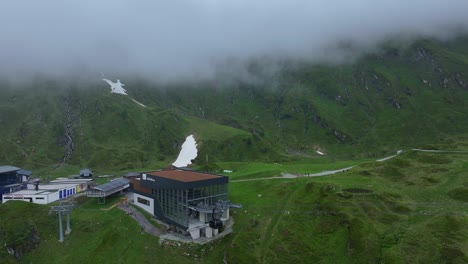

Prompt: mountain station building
[130,168,234,239]
[0,166,31,201]
[1,165,93,204]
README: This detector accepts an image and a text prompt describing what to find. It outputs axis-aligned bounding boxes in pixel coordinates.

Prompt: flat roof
[0,166,20,174]
[146,169,222,182]
[4,189,54,195]
[3,183,22,188]
[124,172,140,177]
[92,178,129,192]
[38,183,77,189]
[80,169,92,174]
[50,179,93,183]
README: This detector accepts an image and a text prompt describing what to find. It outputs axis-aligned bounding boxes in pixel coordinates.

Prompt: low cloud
[1,0,467,83]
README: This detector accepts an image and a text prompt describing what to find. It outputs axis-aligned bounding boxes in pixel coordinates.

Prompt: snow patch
[102,78,149,107]
[131,98,148,108]
[316,150,325,155]
[172,135,198,167]
[103,79,127,95]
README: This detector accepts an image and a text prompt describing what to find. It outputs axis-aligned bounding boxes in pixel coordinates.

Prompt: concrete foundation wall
[205,227,213,238]
[189,228,200,239]
[221,208,229,220]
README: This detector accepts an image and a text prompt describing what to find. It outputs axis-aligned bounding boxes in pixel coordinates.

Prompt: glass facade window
[137,197,150,206]
[151,183,229,229]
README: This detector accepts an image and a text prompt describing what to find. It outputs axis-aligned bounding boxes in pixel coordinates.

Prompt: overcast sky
[1,0,468,82]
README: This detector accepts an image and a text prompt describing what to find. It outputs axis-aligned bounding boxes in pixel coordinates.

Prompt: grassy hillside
[161,37,468,158]
[0,82,276,172]
[2,28,468,264]
[0,197,197,264]
[220,150,468,263]
[1,37,468,170]
[1,149,467,263]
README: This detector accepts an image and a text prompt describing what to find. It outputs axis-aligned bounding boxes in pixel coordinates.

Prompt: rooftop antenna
[49,199,77,242]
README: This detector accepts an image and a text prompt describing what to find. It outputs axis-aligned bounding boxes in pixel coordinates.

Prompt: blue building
[0,165,28,201]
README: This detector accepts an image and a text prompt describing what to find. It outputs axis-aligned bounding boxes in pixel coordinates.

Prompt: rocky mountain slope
[0,37,467,170]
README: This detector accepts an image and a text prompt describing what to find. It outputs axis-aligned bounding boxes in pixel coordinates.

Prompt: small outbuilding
[17,169,32,182]
[80,169,93,178]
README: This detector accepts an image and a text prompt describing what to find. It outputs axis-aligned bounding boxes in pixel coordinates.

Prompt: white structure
[172,135,198,167]
[133,193,154,215]
[2,189,62,204]
[49,178,93,192]
[2,186,77,204]
[186,207,230,239]
[2,181,88,204]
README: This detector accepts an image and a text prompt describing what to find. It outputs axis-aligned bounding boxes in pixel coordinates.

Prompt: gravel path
[118,203,164,236]
[412,149,468,153]
[376,155,396,162]
[230,166,355,182]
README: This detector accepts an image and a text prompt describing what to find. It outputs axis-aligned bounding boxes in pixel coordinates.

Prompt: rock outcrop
[62,92,74,163]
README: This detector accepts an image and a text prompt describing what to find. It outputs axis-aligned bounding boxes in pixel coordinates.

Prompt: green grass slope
[130,37,468,158]
[0,197,197,264]
[220,151,468,263]
[0,36,467,171]
[0,82,277,172]
[1,149,467,263]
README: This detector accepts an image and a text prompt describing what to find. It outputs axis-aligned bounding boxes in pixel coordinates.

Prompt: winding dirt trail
[231,148,467,183]
[230,166,355,183]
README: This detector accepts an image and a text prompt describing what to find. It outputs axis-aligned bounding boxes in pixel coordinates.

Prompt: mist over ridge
[1,0,468,83]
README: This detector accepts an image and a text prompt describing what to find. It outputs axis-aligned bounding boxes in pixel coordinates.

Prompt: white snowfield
[103,79,128,95]
[102,78,148,107]
[172,135,198,167]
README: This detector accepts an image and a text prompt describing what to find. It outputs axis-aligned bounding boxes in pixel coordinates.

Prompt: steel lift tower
[49,200,77,242]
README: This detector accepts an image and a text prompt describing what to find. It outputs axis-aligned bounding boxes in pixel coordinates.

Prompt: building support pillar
[58,211,64,242]
[65,212,71,235]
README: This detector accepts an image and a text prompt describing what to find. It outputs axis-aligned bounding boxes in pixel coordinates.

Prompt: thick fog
[1,0,468,83]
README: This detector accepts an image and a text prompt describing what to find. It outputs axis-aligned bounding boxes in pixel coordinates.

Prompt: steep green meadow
[0,82,273,172]
[1,150,467,263]
[1,36,468,263]
[221,150,468,263]
[1,37,468,171]
[126,37,468,161]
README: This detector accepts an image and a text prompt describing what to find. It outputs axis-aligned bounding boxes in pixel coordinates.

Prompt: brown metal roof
[146,169,221,182]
